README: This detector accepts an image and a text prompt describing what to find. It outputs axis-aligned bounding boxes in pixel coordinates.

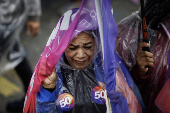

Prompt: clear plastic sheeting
[155,78,170,113]
[115,11,170,113]
[115,66,142,113]
[155,14,170,113]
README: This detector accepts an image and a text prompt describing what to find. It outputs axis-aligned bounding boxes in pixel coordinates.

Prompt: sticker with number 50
[59,96,71,108]
[95,90,105,99]
[91,86,106,104]
[56,93,74,111]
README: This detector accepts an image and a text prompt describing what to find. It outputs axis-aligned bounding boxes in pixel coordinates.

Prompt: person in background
[115,0,170,112]
[0,0,41,112]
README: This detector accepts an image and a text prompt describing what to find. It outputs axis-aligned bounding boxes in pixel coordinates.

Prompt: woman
[36,31,107,112]
[24,0,142,112]
[36,31,142,113]
[36,12,142,113]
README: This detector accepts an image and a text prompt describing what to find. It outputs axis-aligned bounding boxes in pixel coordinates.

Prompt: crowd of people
[0,0,169,113]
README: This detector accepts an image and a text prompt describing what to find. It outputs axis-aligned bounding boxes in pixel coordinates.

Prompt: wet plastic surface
[115,11,170,112]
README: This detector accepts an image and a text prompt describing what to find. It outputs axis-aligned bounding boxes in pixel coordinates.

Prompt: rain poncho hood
[24,0,141,113]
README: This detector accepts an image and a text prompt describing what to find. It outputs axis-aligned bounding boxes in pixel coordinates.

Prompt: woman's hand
[99,82,106,90]
[136,42,154,76]
[41,68,57,89]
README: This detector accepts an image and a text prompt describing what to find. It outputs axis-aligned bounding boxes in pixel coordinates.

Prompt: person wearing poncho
[115,3,170,113]
[36,9,141,113]
[0,0,41,111]
[23,0,142,113]
[37,30,108,112]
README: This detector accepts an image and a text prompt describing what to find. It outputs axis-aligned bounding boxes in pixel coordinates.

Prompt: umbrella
[145,0,170,29]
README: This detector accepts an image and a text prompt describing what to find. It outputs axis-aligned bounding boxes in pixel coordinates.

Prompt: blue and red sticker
[91,86,106,104]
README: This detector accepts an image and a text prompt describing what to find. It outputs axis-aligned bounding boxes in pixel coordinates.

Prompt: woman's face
[65,32,95,69]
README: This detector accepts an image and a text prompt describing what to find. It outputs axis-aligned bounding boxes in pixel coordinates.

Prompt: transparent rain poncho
[23,0,142,113]
[0,0,41,73]
[115,11,170,113]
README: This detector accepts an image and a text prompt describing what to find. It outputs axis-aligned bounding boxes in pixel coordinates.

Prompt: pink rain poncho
[23,0,142,113]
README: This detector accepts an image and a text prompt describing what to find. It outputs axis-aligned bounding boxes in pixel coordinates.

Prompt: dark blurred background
[0,0,139,112]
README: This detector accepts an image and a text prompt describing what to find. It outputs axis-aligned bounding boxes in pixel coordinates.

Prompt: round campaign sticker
[91,86,106,104]
[56,93,74,111]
